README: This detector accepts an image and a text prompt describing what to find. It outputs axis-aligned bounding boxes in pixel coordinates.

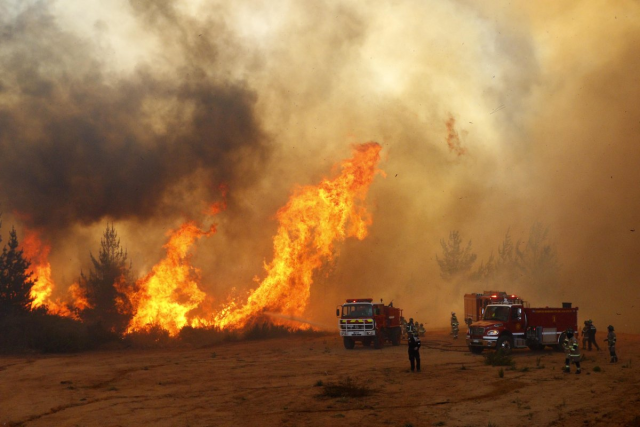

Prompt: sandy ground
[1,329,639,427]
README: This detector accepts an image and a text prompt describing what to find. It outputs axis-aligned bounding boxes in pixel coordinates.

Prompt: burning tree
[79,224,135,334]
[0,226,36,316]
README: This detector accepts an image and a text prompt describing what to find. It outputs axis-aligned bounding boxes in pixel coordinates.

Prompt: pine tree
[0,227,35,316]
[436,230,477,281]
[80,224,135,334]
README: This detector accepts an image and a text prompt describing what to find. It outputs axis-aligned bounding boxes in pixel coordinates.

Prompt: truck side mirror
[336,308,340,317]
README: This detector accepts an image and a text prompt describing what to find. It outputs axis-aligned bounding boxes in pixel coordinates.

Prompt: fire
[213,142,383,329]
[126,222,216,336]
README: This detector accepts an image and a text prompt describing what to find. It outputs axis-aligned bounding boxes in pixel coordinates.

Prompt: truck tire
[374,334,384,349]
[391,327,401,346]
[469,346,484,354]
[343,337,355,349]
[496,335,514,354]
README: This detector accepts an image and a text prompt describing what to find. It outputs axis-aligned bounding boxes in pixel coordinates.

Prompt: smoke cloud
[1,1,639,332]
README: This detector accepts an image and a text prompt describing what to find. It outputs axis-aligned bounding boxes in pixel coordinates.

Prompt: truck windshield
[483,306,510,322]
[342,304,373,318]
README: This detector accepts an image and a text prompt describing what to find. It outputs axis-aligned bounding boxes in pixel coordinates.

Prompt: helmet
[607,325,614,331]
[566,328,574,334]
[451,312,455,316]
[588,319,593,324]
[584,320,588,325]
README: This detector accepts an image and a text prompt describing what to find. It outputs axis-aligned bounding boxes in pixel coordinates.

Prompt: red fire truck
[336,298,403,349]
[463,291,524,325]
[466,301,578,354]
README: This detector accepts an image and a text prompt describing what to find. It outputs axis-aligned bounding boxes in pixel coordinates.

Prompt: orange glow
[213,142,383,330]
[125,222,216,336]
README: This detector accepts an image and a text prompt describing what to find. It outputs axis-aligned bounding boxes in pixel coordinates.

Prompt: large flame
[20,229,78,316]
[126,222,216,336]
[213,142,383,329]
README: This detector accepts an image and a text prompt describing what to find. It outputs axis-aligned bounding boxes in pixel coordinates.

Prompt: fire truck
[336,298,403,349]
[463,291,524,325]
[466,300,578,354]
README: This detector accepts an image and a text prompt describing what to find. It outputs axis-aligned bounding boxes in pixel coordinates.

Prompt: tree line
[436,223,559,290]
[0,218,136,351]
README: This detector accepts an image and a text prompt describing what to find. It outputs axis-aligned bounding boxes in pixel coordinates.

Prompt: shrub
[321,377,372,398]
[484,350,515,367]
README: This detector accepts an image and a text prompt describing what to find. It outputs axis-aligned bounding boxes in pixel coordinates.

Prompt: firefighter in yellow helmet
[562,328,581,374]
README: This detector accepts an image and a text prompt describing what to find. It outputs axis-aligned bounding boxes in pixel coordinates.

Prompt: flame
[20,229,86,317]
[126,222,216,336]
[213,142,383,329]
[445,115,467,156]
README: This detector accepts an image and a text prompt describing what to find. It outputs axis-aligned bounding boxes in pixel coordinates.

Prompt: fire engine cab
[466,299,578,354]
[336,298,403,349]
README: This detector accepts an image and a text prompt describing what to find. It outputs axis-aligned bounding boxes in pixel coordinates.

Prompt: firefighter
[604,325,618,363]
[418,323,426,337]
[581,321,590,350]
[407,318,415,335]
[400,317,408,339]
[562,328,581,374]
[450,312,459,336]
[587,320,601,351]
[407,331,421,372]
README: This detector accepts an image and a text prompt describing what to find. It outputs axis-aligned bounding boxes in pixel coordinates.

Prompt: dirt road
[1,330,639,426]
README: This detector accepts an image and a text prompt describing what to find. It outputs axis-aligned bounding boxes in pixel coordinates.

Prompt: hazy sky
[1,1,639,331]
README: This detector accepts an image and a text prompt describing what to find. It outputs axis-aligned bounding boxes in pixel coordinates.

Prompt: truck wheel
[343,337,355,349]
[374,335,384,349]
[391,328,401,346]
[469,346,484,354]
[496,336,514,354]
[362,338,372,347]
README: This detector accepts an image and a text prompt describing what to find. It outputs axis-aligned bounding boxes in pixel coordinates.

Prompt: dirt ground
[1,329,639,427]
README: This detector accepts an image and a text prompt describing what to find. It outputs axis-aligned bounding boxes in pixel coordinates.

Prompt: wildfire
[126,222,216,336]
[20,229,77,316]
[213,142,383,329]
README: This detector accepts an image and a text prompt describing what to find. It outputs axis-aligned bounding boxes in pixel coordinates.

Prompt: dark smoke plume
[0,2,267,231]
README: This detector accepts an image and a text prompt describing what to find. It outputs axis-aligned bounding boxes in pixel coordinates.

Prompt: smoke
[1,1,639,332]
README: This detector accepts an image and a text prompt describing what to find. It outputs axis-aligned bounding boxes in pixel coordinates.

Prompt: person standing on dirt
[581,321,590,350]
[407,331,421,372]
[604,325,618,363]
[450,312,458,336]
[587,320,601,351]
[407,318,415,335]
[563,328,582,374]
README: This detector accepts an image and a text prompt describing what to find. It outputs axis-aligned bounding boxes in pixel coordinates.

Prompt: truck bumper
[340,331,376,337]
[466,337,498,348]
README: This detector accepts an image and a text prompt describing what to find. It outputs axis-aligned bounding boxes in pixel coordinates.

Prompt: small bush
[314,380,324,387]
[321,377,372,398]
[498,368,504,378]
[593,366,602,372]
[484,350,515,367]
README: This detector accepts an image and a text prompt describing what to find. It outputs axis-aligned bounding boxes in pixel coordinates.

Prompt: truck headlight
[486,330,499,336]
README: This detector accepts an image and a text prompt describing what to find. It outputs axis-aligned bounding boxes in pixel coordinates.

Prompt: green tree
[0,227,35,316]
[80,224,135,334]
[437,230,477,281]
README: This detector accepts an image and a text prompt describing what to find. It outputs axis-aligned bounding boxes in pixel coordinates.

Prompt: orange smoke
[213,142,384,330]
[445,115,467,156]
[126,222,216,336]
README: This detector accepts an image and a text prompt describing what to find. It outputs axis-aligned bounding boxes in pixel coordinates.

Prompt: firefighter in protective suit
[604,325,618,363]
[563,328,582,374]
[407,331,421,372]
[450,312,459,337]
[581,321,590,350]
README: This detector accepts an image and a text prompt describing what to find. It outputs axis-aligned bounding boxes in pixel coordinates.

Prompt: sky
[1,0,639,332]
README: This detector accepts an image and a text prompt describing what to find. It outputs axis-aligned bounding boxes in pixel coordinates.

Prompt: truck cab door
[511,306,524,337]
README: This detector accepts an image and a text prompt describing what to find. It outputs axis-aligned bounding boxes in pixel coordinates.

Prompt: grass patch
[321,377,372,398]
[484,350,515,367]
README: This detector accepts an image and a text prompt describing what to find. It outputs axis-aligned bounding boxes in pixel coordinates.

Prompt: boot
[576,369,581,374]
